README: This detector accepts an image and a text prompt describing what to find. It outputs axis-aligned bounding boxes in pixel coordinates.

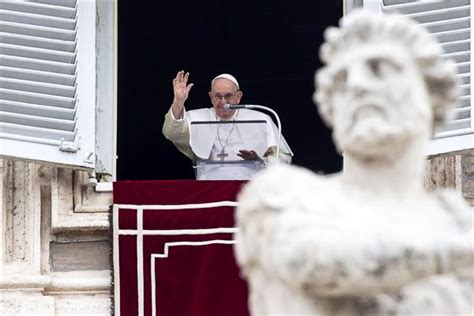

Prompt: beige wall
[426,150,474,206]
[0,160,112,315]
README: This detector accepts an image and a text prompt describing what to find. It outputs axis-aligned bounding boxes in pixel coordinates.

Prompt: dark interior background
[118,1,344,180]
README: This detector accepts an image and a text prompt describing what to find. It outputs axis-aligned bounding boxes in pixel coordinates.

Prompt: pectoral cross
[217,149,228,161]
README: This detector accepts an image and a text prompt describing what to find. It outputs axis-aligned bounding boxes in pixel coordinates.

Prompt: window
[356,0,472,155]
[0,0,116,176]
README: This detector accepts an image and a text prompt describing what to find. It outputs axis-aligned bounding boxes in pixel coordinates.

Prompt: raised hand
[171,70,194,118]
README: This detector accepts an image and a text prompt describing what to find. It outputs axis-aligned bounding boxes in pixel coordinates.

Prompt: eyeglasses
[211,92,239,102]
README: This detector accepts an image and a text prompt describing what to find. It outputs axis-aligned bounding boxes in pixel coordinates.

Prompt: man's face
[327,42,432,159]
[209,79,242,120]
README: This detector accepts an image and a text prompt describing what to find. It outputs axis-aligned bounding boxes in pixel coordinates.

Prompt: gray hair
[314,9,460,130]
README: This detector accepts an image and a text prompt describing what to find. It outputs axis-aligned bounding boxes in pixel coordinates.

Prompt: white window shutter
[0,0,96,169]
[360,0,472,155]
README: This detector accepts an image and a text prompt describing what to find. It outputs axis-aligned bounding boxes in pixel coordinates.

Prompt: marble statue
[235,10,474,316]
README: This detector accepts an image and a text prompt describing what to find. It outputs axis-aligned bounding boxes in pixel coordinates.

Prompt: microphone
[223,104,246,111]
[223,104,283,165]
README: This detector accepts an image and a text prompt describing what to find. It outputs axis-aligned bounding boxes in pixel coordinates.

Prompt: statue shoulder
[235,165,333,268]
[236,165,332,221]
[433,189,473,230]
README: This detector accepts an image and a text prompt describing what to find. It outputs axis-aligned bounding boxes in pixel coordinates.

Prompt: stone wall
[0,160,112,315]
[425,150,474,205]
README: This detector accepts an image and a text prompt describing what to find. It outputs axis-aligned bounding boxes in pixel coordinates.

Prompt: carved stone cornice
[51,168,112,233]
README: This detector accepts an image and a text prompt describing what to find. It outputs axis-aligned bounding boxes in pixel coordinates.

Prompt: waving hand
[171,70,194,118]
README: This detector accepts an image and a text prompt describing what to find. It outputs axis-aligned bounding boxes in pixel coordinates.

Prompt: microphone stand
[224,104,282,165]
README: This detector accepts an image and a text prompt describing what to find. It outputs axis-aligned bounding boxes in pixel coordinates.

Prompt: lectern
[190,119,269,180]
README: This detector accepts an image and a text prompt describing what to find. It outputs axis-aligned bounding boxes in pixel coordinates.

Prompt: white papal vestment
[163,107,293,180]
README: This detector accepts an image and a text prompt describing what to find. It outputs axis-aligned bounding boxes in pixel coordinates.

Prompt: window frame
[0,0,117,181]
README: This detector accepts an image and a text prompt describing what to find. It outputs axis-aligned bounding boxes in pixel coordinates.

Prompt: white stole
[187,108,277,160]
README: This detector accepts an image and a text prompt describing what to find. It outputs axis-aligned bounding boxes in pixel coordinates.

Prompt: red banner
[113,180,250,316]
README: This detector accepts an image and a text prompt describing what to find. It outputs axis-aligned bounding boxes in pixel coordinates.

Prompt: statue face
[329,42,432,159]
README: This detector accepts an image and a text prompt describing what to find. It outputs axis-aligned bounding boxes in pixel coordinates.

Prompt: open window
[0,0,116,177]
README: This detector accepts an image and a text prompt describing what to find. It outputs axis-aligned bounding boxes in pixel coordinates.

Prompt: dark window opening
[118,1,344,180]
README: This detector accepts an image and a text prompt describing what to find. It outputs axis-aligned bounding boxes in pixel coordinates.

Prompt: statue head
[314,10,459,159]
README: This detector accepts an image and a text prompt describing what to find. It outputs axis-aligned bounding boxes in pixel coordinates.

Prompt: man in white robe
[162,71,293,180]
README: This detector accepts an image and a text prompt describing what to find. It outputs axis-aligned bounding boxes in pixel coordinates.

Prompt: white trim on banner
[113,200,239,316]
[150,240,236,316]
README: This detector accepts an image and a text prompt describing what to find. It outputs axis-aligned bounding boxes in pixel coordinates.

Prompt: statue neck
[340,139,427,197]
